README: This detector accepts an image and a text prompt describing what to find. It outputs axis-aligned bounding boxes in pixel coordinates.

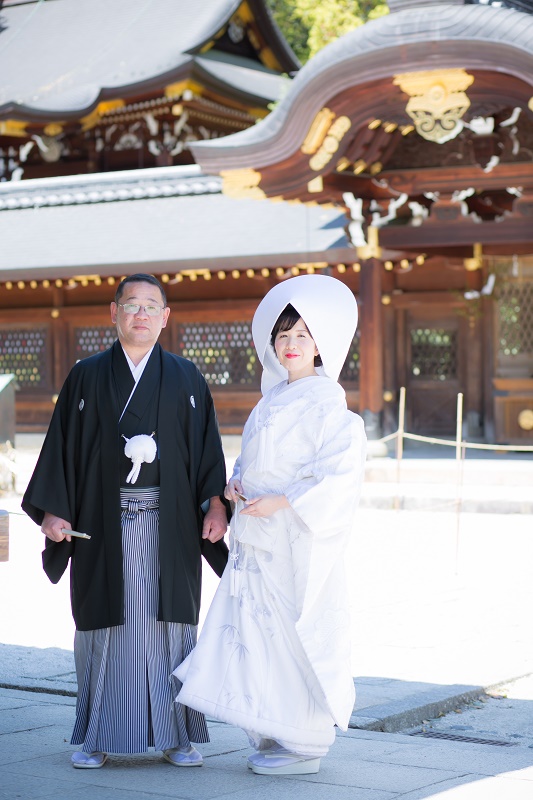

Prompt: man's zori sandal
[250,750,321,775]
[71,751,107,769]
[163,745,203,767]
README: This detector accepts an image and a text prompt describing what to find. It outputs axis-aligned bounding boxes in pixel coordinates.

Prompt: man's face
[110,282,170,350]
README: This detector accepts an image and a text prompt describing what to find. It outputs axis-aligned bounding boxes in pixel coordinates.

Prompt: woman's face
[274,317,319,383]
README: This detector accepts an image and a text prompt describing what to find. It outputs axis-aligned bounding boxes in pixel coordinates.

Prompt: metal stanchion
[372,389,533,520]
[455,393,465,573]
[394,387,406,510]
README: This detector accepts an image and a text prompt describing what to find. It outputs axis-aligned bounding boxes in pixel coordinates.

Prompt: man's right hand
[41,512,72,542]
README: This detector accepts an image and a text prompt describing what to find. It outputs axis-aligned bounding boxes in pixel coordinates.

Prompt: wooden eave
[215,68,533,194]
[190,7,533,260]
[190,3,533,176]
[194,0,300,74]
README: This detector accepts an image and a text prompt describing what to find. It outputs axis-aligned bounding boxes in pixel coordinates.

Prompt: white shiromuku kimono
[175,374,367,757]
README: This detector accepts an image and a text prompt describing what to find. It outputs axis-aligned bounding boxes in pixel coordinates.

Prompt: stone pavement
[1,686,533,800]
[0,435,532,797]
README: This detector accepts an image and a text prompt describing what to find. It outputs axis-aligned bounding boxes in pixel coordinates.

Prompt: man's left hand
[202,496,228,543]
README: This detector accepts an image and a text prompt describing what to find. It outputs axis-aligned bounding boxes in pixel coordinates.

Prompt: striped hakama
[71,487,208,754]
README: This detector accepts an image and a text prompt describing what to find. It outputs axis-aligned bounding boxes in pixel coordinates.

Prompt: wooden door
[400,308,465,436]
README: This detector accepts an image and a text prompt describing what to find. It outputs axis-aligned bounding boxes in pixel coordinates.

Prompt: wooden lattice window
[176,321,260,388]
[0,327,49,389]
[74,326,116,360]
[339,333,360,385]
[410,327,458,381]
[496,281,533,378]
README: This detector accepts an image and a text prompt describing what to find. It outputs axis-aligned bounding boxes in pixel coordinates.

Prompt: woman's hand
[224,478,245,503]
[240,494,289,518]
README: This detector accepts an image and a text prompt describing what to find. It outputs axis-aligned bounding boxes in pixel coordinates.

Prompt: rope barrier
[376,389,533,454]
[370,388,532,570]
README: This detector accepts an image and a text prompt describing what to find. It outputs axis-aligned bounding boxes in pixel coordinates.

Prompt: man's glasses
[117,303,165,317]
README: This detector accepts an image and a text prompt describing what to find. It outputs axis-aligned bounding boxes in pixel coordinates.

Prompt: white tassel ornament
[123,434,157,484]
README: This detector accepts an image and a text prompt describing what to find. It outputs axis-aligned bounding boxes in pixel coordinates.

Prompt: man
[22,274,229,769]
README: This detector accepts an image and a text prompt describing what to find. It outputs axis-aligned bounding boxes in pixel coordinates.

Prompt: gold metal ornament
[307,114,351,172]
[43,123,64,137]
[393,69,474,144]
[301,108,336,154]
[356,226,382,261]
[220,169,266,199]
[307,176,323,193]
[0,120,28,137]
[464,243,483,272]
[518,409,533,431]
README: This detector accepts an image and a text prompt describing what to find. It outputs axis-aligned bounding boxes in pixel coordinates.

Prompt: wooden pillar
[358,256,384,439]
[482,294,495,442]
[51,287,66,396]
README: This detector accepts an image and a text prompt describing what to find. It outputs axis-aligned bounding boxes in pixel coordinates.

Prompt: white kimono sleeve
[284,410,366,537]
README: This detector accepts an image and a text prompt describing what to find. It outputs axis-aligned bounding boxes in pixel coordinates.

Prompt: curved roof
[190,2,533,172]
[0,0,298,121]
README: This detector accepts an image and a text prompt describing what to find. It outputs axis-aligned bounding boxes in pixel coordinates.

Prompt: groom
[23,273,229,768]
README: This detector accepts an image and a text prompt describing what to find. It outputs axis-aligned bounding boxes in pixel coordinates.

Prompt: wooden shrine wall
[0,260,531,444]
[0,297,360,433]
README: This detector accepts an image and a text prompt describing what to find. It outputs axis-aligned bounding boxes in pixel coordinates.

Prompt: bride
[174,274,367,775]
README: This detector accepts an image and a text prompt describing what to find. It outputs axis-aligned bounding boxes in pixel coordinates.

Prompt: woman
[174,275,367,775]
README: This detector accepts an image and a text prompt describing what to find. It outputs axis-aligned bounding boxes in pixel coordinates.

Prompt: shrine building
[0,0,532,446]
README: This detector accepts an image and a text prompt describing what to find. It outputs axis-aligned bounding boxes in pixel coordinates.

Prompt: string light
[51,309,60,318]
[189,272,197,281]
[161,274,170,283]
[306,266,315,274]
[231,270,240,279]
[381,295,391,305]
[337,264,346,274]
[246,269,255,278]
[175,273,184,283]
[261,268,269,278]
[203,271,211,280]
[0,276,133,289]
[276,267,284,277]
[400,259,410,270]
[291,266,299,276]
[352,263,361,273]
[416,255,426,266]
[217,271,226,280]
[385,261,394,271]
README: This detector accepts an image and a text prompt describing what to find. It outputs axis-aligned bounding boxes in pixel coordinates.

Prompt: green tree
[266,0,311,64]
[266,0,389,63]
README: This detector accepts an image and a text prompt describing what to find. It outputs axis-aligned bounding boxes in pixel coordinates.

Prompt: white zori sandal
[71,751,107,769]
[249,747,321,775]
[163,745,203,767]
